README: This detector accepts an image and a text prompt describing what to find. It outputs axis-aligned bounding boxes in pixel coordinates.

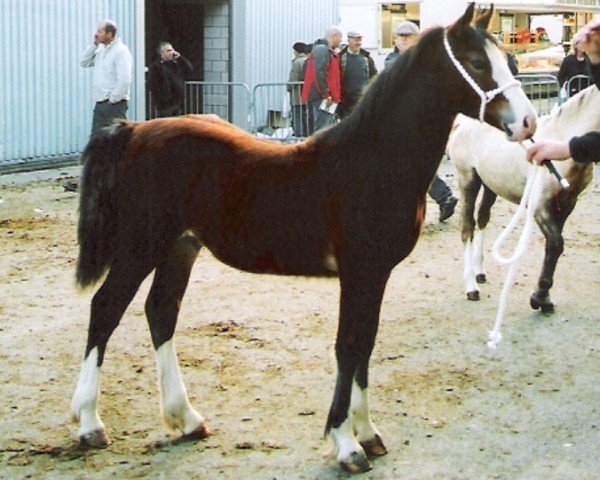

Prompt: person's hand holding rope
[526,20,600,166]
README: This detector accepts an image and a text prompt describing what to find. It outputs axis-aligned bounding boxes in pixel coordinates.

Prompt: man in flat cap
[384,21,420,68]
[339,31,378,118]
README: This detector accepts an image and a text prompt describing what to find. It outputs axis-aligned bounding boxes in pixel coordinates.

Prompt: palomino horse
[71,4,536,473]
[449,85,599,311]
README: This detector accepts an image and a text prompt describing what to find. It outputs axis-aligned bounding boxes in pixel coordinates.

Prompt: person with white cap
[338,31,378,118]
[384,20,459,221]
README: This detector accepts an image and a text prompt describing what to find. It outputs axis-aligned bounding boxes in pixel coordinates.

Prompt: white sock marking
[473,229,486,277]
[156,339,204,434]
[350,380,379,443]
[71,347,105,437]
[464,239,478,293]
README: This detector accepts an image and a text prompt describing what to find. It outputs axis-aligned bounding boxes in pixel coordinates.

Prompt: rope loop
[488,164,543,349]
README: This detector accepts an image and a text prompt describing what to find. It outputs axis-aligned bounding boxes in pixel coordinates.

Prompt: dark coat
[569,61,600,163]
[147,56,193,110]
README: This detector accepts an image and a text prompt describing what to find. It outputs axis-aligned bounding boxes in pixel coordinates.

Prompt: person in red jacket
[301,26,342,134]
[527,20,600,165]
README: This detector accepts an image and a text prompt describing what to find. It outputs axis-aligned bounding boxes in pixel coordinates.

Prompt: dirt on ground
[0,169,598,480]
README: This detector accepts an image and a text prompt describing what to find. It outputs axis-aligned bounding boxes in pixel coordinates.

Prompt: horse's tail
[76,121,135,289]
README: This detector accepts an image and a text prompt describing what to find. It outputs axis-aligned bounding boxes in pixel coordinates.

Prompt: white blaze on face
[484,39,537,140]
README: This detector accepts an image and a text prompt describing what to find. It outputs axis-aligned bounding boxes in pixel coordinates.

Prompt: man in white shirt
[81,19,132,139]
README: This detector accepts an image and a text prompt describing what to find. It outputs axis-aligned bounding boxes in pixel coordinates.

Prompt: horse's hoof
[530,293,554,314]
[476,273,487,284]
[79,429,111,448]
[339,450,372,473]
[540,302,555,314]
[360,434,388,457]
[466,291,480,301]
[180,422,211,441]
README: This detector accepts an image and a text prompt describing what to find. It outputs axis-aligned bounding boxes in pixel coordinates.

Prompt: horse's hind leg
[473,186,497,284]
[71,257,155,447]
[326,270,390,473]
[531,202,575,313]
[145,233,210,439]
[460,170,482,300]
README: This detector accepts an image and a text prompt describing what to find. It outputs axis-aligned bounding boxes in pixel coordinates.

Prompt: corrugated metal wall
[0,0,140,170]
[246,0,339,87]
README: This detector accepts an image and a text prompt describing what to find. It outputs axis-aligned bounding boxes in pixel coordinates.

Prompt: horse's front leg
[459,173,482,300]
[473,187,497,284]
[146,234,210,439]
[326,270,390,473]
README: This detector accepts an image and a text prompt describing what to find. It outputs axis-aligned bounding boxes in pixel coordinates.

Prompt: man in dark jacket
[301,27,342,134]
[527,21,600,165]
[339,31,378,119]
[147,42,193,117]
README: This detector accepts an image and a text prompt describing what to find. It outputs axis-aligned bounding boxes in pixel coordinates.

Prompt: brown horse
[71,4,536,473]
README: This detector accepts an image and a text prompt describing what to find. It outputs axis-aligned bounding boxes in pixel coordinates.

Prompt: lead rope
[488,140,570,349]
[488,162,540,349]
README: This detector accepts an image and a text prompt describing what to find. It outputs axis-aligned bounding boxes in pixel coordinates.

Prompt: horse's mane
[317,26,446,146]
[540,85,600,131]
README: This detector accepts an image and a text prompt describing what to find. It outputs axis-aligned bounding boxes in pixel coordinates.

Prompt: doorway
[145,0,205,116]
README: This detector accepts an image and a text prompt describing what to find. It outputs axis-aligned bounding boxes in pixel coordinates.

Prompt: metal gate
[146,81,253,132]
[516,73,560,115]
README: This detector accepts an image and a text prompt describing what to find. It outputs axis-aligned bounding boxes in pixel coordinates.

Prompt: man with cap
[385,20,459,222]
[384,20,419,68]
[301,26,343,133]
[339,31,378,119]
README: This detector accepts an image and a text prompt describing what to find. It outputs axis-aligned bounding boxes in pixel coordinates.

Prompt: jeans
[308,98,336,134]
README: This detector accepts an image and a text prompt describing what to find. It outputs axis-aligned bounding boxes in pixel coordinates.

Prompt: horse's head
[446,3,537,141]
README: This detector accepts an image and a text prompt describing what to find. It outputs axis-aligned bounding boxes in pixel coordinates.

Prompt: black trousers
[156,104,183,118]
[428,174,452,205]
[91,100,128,139]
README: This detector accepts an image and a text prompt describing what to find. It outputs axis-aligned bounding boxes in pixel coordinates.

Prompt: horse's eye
[470,59,487,71]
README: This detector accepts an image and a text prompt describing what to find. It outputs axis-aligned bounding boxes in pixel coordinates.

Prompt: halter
[443,31,521,122]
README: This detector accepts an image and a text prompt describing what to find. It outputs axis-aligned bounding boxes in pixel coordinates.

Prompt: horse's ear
[475,4,495,30]
[449,2,476,36]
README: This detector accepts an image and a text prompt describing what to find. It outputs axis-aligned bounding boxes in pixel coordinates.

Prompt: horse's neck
[534,92,596,189]
[541,89,600,140]
[326,36,457,189]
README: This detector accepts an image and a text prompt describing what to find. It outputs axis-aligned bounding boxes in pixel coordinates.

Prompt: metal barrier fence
[146,81,308,141]
[149,75,594,134]
[515,73,560,115]
[563,74,592,99]
[252,82,309,141]
[147,81,253,131]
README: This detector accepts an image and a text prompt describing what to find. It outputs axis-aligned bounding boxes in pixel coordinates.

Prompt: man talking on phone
[147,42,193,118]
[80,19,132,140]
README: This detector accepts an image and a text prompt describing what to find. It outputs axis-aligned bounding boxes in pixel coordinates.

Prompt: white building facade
[339,0,600,69]
[0,0,338,171]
